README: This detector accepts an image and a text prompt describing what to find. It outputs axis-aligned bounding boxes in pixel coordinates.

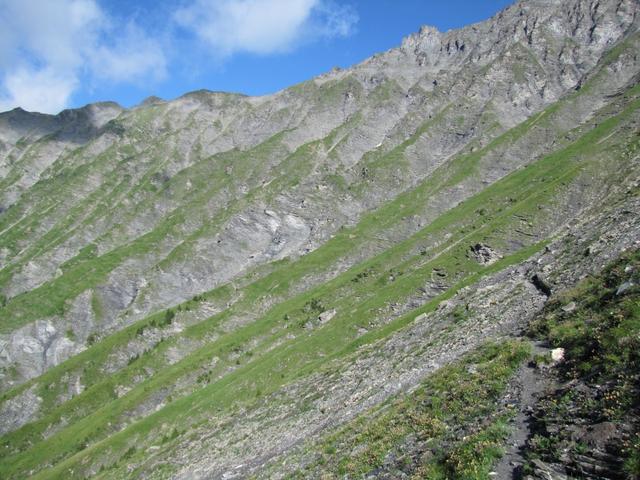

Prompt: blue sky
[0,0,514,114]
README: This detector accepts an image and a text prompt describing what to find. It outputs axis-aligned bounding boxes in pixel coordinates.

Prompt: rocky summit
[1,0,640,478]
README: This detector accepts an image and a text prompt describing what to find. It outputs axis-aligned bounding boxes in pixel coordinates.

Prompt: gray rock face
[0,384,42,436]
[0,319,83,388]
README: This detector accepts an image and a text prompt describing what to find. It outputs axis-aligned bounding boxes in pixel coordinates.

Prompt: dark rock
[531,274,552,297]
[531,459,568,479]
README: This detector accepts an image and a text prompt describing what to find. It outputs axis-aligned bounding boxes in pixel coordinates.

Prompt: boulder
[468,243,502,265]
[318,309,337,324]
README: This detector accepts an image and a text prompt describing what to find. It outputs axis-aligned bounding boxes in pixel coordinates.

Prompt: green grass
[2,29,637,336]
[1,96,629,477]
[0,28,638,479]
[1,69,638,478]
[286,340,530,479]
[0,130,292,331]
[524,248,640,477]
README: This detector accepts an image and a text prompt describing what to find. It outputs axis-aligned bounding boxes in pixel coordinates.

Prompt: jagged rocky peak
[400,25,442,53]
[400,0,638,65]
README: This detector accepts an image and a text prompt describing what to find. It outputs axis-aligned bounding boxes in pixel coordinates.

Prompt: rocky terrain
[0,0,639,478]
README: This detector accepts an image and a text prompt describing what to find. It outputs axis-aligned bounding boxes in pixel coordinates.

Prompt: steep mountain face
[0,0,639,478]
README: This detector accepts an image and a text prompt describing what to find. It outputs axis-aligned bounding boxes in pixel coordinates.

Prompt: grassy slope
[284,340,532,480]
[524,250,640,478]
[0,74,636,478]
[269,251,639,480]
[0,52,574,332]
[0,29,638,479]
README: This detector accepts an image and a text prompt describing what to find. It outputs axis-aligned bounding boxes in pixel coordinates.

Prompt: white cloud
[91,24,167,83]
[313,0,359,38]
[174,0,358,57]
[0,0,358,114]
[0,67,77,114]
[0,0,102,69]
[0,0,166,114]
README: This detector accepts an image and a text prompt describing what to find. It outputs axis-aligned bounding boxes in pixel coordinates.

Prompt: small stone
[616,281,635,296]
[561,302,576,313]
[551,348,565,363]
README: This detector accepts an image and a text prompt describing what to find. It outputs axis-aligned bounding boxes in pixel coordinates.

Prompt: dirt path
[493,341,552,479]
